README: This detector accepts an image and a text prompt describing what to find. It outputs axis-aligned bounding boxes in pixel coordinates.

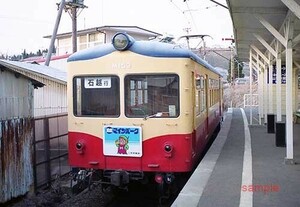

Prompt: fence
[33,113,70,191]
[34,107,68,118]
[243,94,259,108]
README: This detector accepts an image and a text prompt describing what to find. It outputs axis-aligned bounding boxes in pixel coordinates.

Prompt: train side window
[73,76,120,117]
[200,76,206,112]
[195,75,201,115]
[196,76,201,90]
[125,74,179,118]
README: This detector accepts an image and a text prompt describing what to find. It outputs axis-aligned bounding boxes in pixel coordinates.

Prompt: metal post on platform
[253,52,264,125]
[249,49,253,125]
[268,53,273,114]
[264,62,268,124]
[275,41,282,122]
[285,21,294,162]
[258,67,263,125]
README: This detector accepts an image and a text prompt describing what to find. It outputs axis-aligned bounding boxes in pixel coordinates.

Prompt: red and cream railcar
[67,33,223,190]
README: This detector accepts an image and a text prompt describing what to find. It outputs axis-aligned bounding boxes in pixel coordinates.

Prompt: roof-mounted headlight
[112,32,134,51]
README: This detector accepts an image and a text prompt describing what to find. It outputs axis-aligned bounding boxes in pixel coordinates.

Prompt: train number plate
[103,126,142,157]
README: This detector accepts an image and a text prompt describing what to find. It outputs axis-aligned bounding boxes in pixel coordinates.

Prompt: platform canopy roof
[226,0,300,64]
[226,0,300,162]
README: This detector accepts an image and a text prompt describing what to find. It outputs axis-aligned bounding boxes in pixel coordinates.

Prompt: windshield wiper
[143,112,163,120]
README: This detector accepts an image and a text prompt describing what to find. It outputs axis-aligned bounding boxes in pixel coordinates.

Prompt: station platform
[172,108,300,207]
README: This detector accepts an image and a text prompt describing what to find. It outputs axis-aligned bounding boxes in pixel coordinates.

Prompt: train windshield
[73,76,120,117]
[125,74,179,118]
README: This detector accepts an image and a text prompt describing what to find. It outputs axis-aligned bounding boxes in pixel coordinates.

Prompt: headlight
[112,32,134,51]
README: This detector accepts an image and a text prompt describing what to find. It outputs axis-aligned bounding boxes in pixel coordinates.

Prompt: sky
[0,0,233,55]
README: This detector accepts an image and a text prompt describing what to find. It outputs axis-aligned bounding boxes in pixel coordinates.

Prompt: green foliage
[0,48,50,61]
[228,55,244,82]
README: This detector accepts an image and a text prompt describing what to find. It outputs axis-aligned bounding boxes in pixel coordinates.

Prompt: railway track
[103,182,177,207]
[57,181,178,207]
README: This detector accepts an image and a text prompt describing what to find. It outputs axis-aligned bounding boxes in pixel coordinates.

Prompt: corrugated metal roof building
[0,60,67,117]
[0,65,43,203]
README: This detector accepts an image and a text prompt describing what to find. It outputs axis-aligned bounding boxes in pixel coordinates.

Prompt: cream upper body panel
[67,51,196,140]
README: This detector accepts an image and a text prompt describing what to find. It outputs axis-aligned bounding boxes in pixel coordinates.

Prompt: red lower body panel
[68,132,194,172]
[68,114,221,173]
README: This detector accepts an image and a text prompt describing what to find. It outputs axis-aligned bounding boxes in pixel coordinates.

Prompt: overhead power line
[184,0,199,33]
[209,0,228,9]
[170,0,184,13]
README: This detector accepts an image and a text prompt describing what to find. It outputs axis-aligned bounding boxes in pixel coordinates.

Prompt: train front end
[67,33,196,188]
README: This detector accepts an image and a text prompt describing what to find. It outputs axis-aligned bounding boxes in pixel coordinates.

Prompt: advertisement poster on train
[103,126,142,157]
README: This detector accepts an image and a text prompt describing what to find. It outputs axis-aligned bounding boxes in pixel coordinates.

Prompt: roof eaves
[0,60,66,85]
[0,61,44,88]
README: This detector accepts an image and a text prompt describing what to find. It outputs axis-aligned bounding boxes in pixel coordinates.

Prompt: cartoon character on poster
[103,126,142,157]
[115,135,129,154]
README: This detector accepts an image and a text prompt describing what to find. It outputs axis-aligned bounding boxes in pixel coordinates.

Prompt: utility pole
[45,0,87,66]
[65,1,87,53]
[45,0,66,66]
[71,7,77,53]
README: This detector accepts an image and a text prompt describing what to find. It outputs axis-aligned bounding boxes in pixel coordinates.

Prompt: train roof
[68,35,220,76]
